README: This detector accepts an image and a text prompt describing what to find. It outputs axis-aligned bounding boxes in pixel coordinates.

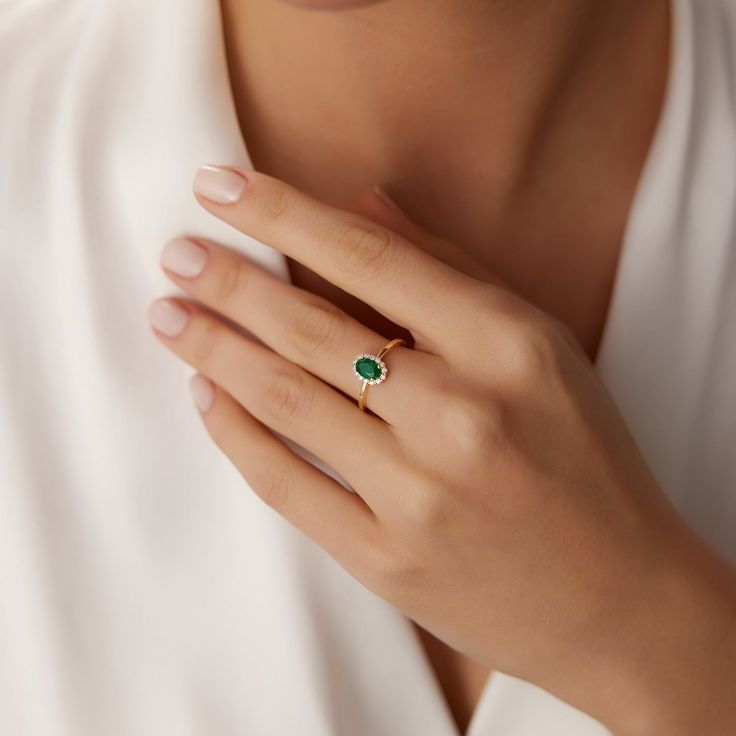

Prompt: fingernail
[161,238,208,278]
[189,373,215,413]
[193,164,247,204]
[148,299,189,337]
[372,185,403,213]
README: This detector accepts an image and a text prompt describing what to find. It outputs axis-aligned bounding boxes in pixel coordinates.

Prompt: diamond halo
[352,353,388,385]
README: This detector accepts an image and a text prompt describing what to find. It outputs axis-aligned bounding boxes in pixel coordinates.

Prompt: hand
[148,164,736,735]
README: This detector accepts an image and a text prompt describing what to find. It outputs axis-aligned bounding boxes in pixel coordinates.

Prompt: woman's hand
[147,165,736,735]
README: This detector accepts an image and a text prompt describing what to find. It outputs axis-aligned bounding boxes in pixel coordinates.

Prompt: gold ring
[352,338,407,412]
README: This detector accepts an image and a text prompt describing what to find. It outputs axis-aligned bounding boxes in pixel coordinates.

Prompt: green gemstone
[355,357,383,381]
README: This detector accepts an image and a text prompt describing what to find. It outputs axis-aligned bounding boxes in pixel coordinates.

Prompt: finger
[190,164,493,352]
[188,373,379,572]
[351,185,511,289]
[160,236,445,427]
[147,297,400,511]
[351,186,595,363]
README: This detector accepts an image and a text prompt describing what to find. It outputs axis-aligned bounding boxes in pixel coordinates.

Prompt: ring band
[353,338,407,412]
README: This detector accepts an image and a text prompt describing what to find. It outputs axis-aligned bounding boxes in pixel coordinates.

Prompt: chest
[286,183,624,366]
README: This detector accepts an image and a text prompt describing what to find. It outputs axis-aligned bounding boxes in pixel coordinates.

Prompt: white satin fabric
[1,0,734,733]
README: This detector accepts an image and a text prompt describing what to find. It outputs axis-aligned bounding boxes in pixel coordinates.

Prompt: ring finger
[158,236,443,427]
[147,296,403,513]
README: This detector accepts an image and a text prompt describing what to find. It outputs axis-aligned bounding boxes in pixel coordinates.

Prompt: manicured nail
[148,299,189,337]
[189,373,215,413]
[193,164,247,204]
[161,238,208,278]
[372,185,403,213]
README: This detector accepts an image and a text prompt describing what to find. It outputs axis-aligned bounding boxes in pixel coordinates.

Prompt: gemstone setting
[352,354,387,385]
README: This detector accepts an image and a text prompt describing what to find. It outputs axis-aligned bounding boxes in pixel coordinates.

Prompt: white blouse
[1,0,734,733]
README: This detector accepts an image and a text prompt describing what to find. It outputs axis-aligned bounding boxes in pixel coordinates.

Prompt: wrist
[607,521,736,736]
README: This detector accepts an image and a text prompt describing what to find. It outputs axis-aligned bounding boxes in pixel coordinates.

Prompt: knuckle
[259,365,313,426]
[211,257,246,306]
[252,467,292,510]
[287,298,347,362]
[262,184,290,221]
[500,320,560,383]
[438,392,509,459]
[474,286,548,341]
[331,221,398,280]
[364,541,423,598]
[420,363,454,404]
[191,318,225,367]
[476,284,527,323]
[399,481,449,530]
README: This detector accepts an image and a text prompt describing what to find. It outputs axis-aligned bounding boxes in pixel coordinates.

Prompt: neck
[219,0,668,202]
[218,0,671,361]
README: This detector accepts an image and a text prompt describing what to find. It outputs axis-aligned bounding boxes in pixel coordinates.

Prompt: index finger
[191,164,489,349]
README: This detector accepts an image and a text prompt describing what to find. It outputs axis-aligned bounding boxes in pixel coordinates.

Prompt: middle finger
[147,295,401,513]
[159,236,444,427]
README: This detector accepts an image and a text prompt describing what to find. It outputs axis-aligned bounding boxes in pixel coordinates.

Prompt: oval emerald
[355,357,383,381]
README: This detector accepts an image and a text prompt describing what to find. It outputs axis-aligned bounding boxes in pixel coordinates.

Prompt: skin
[148,167,736,735]
[214,2,676,722]
[216,0,676,729]
[218,0,671,361]
[147,1,736,733]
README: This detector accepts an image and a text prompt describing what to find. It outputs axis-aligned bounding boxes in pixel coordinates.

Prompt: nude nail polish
[161,238,208,278]
[193,164,247,204]
[189,373,214,413]
[148,299,189,337]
